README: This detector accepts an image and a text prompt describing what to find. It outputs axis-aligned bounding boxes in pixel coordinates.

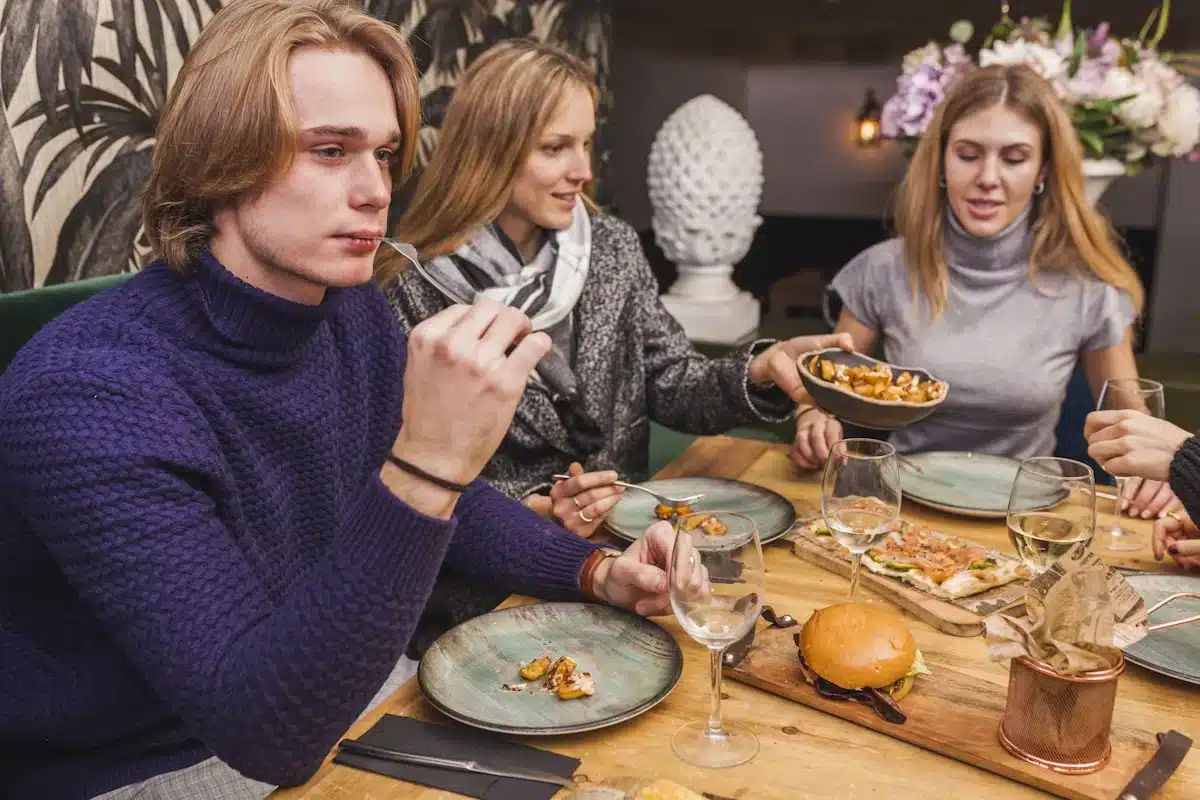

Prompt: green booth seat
[0,274,133,375]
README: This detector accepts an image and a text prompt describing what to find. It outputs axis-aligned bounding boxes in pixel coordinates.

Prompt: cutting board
[788,524,1027,637]
[725,625,1156,800]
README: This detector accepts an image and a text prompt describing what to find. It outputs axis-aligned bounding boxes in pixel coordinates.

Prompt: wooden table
[274,437,1200,799]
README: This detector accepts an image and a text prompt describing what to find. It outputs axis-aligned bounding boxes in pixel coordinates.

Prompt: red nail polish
[1168,544,1179,555]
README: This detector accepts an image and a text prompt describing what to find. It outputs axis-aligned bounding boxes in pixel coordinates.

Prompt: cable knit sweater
[0,251,598,799]
[1170,436,1200,522]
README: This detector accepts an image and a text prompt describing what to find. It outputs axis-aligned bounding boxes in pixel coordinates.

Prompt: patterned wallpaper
[0,0,612,292]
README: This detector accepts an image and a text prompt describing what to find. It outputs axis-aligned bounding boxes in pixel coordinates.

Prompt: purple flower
[1088,22,1110,49]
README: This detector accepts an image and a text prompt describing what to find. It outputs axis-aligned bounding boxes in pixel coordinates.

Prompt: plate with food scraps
[899,451,1068,519]
[605,477,798,546]
[419,602,684,736]
[798,348,948,431]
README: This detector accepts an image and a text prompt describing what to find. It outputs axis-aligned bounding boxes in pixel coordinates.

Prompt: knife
[336,738,578,790]
[1118,730,1193,800]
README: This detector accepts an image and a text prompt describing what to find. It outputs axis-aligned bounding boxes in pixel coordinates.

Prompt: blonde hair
[898,64,1144,319]
[143,0,421,271]
[377,39,597,281]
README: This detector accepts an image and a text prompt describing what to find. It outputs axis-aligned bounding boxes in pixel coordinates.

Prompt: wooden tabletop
[273,436,1200,800]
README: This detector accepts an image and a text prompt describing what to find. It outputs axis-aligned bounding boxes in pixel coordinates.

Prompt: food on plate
[508,655,595,700]
[805,354,947,404]
[557,669,596,700]
[680,513,728,536]
[802,518,1029,599]
[795,602,931,723]
[519,656,550,681]
[654,502,694,521]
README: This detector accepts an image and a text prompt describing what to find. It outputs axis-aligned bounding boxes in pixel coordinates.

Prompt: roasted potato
[519,656,550,681]
[807,356,946,404]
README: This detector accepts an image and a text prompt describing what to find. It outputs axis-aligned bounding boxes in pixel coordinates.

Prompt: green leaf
[1056,0,1073,42]
[1068,30,1086,77]
[1079,129,1105,156]
[1138,8,1160,46]
[1150,0,1171,49]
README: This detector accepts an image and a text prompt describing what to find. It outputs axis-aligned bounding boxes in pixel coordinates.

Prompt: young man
[0,2,678,797]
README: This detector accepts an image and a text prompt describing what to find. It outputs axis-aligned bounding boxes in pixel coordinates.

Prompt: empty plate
[1122,574,1200,686]
[899,451,1066,519]
[604,477,798,545]
[419,602,683,736]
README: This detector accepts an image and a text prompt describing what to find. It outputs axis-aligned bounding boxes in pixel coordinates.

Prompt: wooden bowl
[797,348,948,431]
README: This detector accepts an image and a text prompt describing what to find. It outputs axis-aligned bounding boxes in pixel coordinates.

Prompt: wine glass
[1006,457,1097,574]
[1096,378,1166,551]
[668,511,765,768]
[820,439,901,601]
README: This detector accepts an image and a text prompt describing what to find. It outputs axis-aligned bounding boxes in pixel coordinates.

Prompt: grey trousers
[93,656,419,800]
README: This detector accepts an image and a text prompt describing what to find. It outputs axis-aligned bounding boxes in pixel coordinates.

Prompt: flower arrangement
[879,1,1200,171]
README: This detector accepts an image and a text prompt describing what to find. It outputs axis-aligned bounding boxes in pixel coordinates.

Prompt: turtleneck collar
[942,203,1034,286]
[186,249,345,358]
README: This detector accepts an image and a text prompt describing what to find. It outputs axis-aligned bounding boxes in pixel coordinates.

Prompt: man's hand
[1153,512,1200,569]
[591,521,677,615]
[746,332,855,402]
[392,301,550,486]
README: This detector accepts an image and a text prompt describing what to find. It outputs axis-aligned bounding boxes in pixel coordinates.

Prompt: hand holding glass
[1096,378,1165,551]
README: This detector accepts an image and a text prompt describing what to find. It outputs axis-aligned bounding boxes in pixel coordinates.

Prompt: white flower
[1098,68,1161,130]
[1152,83,1200,157]
[903,42,942,74]
[979,39,1067,86]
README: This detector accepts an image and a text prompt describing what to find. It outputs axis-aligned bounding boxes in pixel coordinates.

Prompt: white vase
[1081,157,1126,205]
[647,95,764,345]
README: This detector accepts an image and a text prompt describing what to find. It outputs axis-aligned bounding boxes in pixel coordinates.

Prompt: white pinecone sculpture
[647,94,764,268]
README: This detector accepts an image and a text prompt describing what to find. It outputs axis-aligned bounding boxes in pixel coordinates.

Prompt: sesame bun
[799,603,916,690]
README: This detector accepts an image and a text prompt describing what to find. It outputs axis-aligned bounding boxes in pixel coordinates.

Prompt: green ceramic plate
[418,602,683,736]
[899,451,1065,519]
[1122,574,1200,686]
[604,477,798,545]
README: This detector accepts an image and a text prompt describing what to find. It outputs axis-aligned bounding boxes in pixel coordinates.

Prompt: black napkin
[333,715,580,800]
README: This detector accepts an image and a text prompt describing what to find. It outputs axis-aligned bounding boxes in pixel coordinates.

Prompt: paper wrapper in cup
[987,546,1150,773]
[984,545,1149,674]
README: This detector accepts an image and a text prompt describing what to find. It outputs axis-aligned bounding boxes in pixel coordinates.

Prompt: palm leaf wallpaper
[0,0,612,292]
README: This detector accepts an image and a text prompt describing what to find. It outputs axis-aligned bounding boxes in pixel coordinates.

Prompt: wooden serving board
[725,625,1156,800]
[788,522,1028,637]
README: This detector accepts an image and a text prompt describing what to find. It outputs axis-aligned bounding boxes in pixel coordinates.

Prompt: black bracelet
[388,455,470,493]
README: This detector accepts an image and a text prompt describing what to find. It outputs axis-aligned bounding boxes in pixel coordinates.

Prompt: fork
[550,474,705,507]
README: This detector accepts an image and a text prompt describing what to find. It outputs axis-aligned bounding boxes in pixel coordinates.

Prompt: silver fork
[550,474,705,507]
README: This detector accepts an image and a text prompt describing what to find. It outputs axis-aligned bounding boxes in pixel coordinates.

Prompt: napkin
[333,714,580,800]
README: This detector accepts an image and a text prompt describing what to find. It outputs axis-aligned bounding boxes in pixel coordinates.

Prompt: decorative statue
[647,94,764,344]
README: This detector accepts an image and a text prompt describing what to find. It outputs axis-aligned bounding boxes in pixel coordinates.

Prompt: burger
[794,602,930,723]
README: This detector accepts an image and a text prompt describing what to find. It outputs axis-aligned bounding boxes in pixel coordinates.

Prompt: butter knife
[1118,730,1192,800]
[336,739,577,790]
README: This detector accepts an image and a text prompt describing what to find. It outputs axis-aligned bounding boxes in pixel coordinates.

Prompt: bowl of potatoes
[798,348,949,430]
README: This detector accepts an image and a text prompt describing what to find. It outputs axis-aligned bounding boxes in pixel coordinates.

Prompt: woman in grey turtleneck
[792,64,1180,520]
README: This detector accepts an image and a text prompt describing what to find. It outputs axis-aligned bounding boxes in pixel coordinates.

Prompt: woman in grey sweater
[378,40,846,538]
[792,64,1178,521]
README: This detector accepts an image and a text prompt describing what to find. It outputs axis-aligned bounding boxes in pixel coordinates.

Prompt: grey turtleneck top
[830,209,1135,460]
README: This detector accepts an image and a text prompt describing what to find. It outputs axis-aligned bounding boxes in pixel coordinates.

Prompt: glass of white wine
[1006,457,1097,574]
[1096,378,1166,551]
[668,511,765,768]
[821,439,901,601]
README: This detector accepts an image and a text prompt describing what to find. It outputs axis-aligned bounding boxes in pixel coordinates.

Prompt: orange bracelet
[579,548,621,600]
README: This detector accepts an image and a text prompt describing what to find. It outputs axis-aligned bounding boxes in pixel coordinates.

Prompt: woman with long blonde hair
[791,64,1179,519]
[381,39,848,541]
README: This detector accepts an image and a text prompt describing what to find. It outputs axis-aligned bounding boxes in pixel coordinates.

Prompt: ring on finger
[579,508,595,524]
[1167,508,1184,523]
[572,495,583,509]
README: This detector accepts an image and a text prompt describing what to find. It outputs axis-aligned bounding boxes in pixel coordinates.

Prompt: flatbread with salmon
[798,519,1030,599]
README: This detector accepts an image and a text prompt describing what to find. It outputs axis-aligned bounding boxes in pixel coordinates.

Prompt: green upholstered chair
[0,274,132,374]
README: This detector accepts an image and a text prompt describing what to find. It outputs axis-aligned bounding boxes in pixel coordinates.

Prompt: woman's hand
[1153,511,1200,569]
[747,332,855,402]
[1116,477,1182,519]
[538,462,624,538]
[789,407,843,470]
[1085,410,1192,483]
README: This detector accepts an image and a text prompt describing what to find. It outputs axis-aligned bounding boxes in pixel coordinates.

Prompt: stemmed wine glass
[1096,378,1166,551]
[820,439,901,601]
[1006,457,1097,574]
[668,511,765,768]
